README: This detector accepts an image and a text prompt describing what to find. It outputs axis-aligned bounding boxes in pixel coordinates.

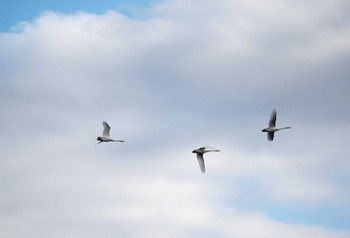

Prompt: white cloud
[1,0,350,237]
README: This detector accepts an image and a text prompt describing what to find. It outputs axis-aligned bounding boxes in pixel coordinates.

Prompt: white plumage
[192,147,220,173]
[262,110,291,141]
[96,121,125,144]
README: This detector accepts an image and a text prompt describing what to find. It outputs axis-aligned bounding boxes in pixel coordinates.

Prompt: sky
[1,0,350,237]
[0,0,159,31]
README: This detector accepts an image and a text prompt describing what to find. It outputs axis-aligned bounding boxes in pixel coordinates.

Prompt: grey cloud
[1,0,350,237]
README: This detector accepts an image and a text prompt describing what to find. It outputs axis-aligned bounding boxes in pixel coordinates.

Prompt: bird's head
[97,136,102,141]
[192,150,196,153]
[262,128,267,132]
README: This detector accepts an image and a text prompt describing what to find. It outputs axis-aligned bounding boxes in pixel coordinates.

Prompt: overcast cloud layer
[1,0,350,237]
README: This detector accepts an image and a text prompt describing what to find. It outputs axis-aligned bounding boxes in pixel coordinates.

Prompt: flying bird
[262,109,291,141]
[96,121,125,144]
[192,147,220,173]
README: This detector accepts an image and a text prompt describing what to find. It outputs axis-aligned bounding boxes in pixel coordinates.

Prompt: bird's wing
[269,110,277,127]
[102,121,111,137]
[268,132,274,141]
[196,153,205,173]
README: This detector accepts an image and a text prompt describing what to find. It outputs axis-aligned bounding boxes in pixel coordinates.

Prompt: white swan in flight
[262,109,291,141]
[96,121,125,144]
[192,147,220,173]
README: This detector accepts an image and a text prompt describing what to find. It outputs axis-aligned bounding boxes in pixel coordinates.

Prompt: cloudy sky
[1,0,350,237]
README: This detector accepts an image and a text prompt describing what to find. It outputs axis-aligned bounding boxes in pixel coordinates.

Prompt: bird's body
[262,110,291,141]
[96,121,125,144]
[192,147,220,173]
